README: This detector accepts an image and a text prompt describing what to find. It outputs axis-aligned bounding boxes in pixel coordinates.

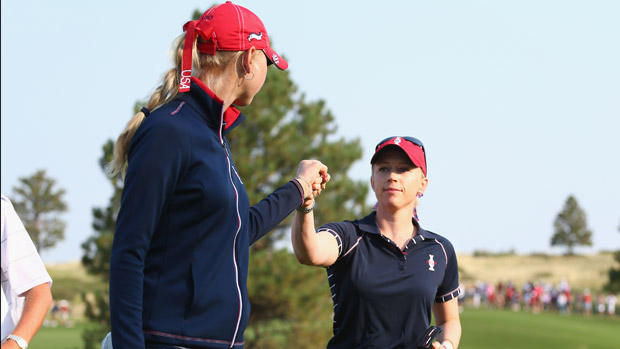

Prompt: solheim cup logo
[393,137,402,145]
[427,254,437,271]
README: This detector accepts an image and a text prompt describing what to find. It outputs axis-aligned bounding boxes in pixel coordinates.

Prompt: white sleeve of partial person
[1,194,52,339]
[1,195,52,294]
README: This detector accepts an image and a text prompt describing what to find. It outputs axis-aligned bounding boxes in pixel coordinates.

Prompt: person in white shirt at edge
[1,194,53,349]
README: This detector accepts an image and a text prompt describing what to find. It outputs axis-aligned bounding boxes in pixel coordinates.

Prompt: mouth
[384,188,401,193]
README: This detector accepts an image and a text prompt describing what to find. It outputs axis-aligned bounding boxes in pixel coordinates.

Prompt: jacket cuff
[290,179,305,207]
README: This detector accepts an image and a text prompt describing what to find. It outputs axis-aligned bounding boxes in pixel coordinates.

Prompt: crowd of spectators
[460,278,618,317]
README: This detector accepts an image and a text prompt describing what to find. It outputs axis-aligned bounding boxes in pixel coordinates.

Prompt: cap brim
[371,142,427,176]
[263,48,288,70]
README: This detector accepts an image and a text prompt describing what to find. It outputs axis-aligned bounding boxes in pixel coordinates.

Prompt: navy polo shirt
[319,212,460,349]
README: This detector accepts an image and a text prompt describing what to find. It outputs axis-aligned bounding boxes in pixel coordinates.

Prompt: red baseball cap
[180,1,288,92]
[371,136,427,176]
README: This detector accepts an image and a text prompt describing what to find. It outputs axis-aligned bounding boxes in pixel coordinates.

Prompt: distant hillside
[44,261,107,321]
[457,252,615,291]
[47,252,617,295]
[44,252,617,321]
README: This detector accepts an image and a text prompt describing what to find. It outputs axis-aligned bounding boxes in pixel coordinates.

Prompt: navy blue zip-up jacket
[109,78,304,348]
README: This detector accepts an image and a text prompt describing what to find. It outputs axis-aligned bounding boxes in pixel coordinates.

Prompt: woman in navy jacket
[292,136,461,349]
[107,2,328,348]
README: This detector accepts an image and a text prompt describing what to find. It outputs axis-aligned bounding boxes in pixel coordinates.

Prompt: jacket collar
[357,211,434,240]
[177,76,245,135]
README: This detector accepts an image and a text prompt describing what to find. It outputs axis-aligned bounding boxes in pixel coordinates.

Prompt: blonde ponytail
[108,32,246,179]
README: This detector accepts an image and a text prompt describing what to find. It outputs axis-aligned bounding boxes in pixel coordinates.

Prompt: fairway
[29,324,82,349]
[29,308,619,348]
[459,308,620,349]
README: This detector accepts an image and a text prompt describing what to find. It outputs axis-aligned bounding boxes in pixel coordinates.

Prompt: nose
[388,170,398,181]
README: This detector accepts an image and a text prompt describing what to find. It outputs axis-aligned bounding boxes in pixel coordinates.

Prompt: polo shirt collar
[358,211,434,240]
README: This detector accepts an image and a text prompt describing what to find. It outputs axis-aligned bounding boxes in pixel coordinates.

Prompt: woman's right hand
[295,160,330,204]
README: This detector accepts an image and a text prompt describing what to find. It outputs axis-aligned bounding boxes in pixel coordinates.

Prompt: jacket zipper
[220,117,243,348]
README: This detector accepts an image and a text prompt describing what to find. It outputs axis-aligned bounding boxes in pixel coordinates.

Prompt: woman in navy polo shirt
[292,136,461,349]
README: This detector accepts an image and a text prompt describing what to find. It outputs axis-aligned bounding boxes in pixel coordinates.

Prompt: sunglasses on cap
[375,136,425,152]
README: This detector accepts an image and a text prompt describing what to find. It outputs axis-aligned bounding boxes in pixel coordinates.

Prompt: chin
[377,200,398,210]
[233,96,254,107]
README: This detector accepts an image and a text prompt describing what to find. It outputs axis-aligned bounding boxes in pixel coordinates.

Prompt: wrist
[6,334,28,349]
[296,200,315,214]
[295,176,312,198]
[440,339,455,349]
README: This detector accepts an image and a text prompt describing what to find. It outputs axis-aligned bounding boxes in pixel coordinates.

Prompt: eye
[378,167,389,172]
[398,167,411,173]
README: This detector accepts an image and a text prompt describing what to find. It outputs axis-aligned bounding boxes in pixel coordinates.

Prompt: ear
[418,175,429,195]
[243,47,258,75]
[370,173,376,193]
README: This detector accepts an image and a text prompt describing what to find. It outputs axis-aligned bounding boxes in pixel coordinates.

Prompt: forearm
[291,210,318,265]
[10,283,52,343]
[432,298,461,349]
[248,180,305,245]
[435,318,461,349]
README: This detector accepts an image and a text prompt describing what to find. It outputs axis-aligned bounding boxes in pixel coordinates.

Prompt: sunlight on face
[371,147,427,211]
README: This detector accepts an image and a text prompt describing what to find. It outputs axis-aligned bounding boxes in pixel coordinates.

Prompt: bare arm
[2,283,52,349]
[290,160,337,267]
[291,208,339,267]
[431,298,461,349]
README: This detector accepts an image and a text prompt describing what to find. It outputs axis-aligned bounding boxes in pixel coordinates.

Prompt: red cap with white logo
[371,136,427,176]
[180,1,288,92]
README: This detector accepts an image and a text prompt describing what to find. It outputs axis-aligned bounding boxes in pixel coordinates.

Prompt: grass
[459,308,620,349]
[29,323,85,349]
[29,309,619,349]
[35,255,617,348]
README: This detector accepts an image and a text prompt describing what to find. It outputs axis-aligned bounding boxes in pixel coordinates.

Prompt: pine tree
[80,139,121,348]
[231,59,368,347]
[11,169,67,252]
[551,195,593,255]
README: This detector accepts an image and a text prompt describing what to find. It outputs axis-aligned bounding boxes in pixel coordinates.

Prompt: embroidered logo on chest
[426,254,437,271]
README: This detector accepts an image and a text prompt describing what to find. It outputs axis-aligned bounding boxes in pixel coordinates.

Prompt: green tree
[234,62,368,348]
[81,139,123,281]
[551,195,593,255]
[80,131,128,348]
[245,250,333,348]
[603,221,620,293]
[11,169,67,252]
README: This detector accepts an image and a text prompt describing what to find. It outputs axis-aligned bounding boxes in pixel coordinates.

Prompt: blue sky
[2,0,619,263]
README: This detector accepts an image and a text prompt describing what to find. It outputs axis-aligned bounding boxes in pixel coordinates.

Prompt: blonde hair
[108,33,245,179]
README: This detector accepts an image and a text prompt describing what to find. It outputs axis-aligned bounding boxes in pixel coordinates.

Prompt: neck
[199,66,241,111]
[375,205,416,239]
